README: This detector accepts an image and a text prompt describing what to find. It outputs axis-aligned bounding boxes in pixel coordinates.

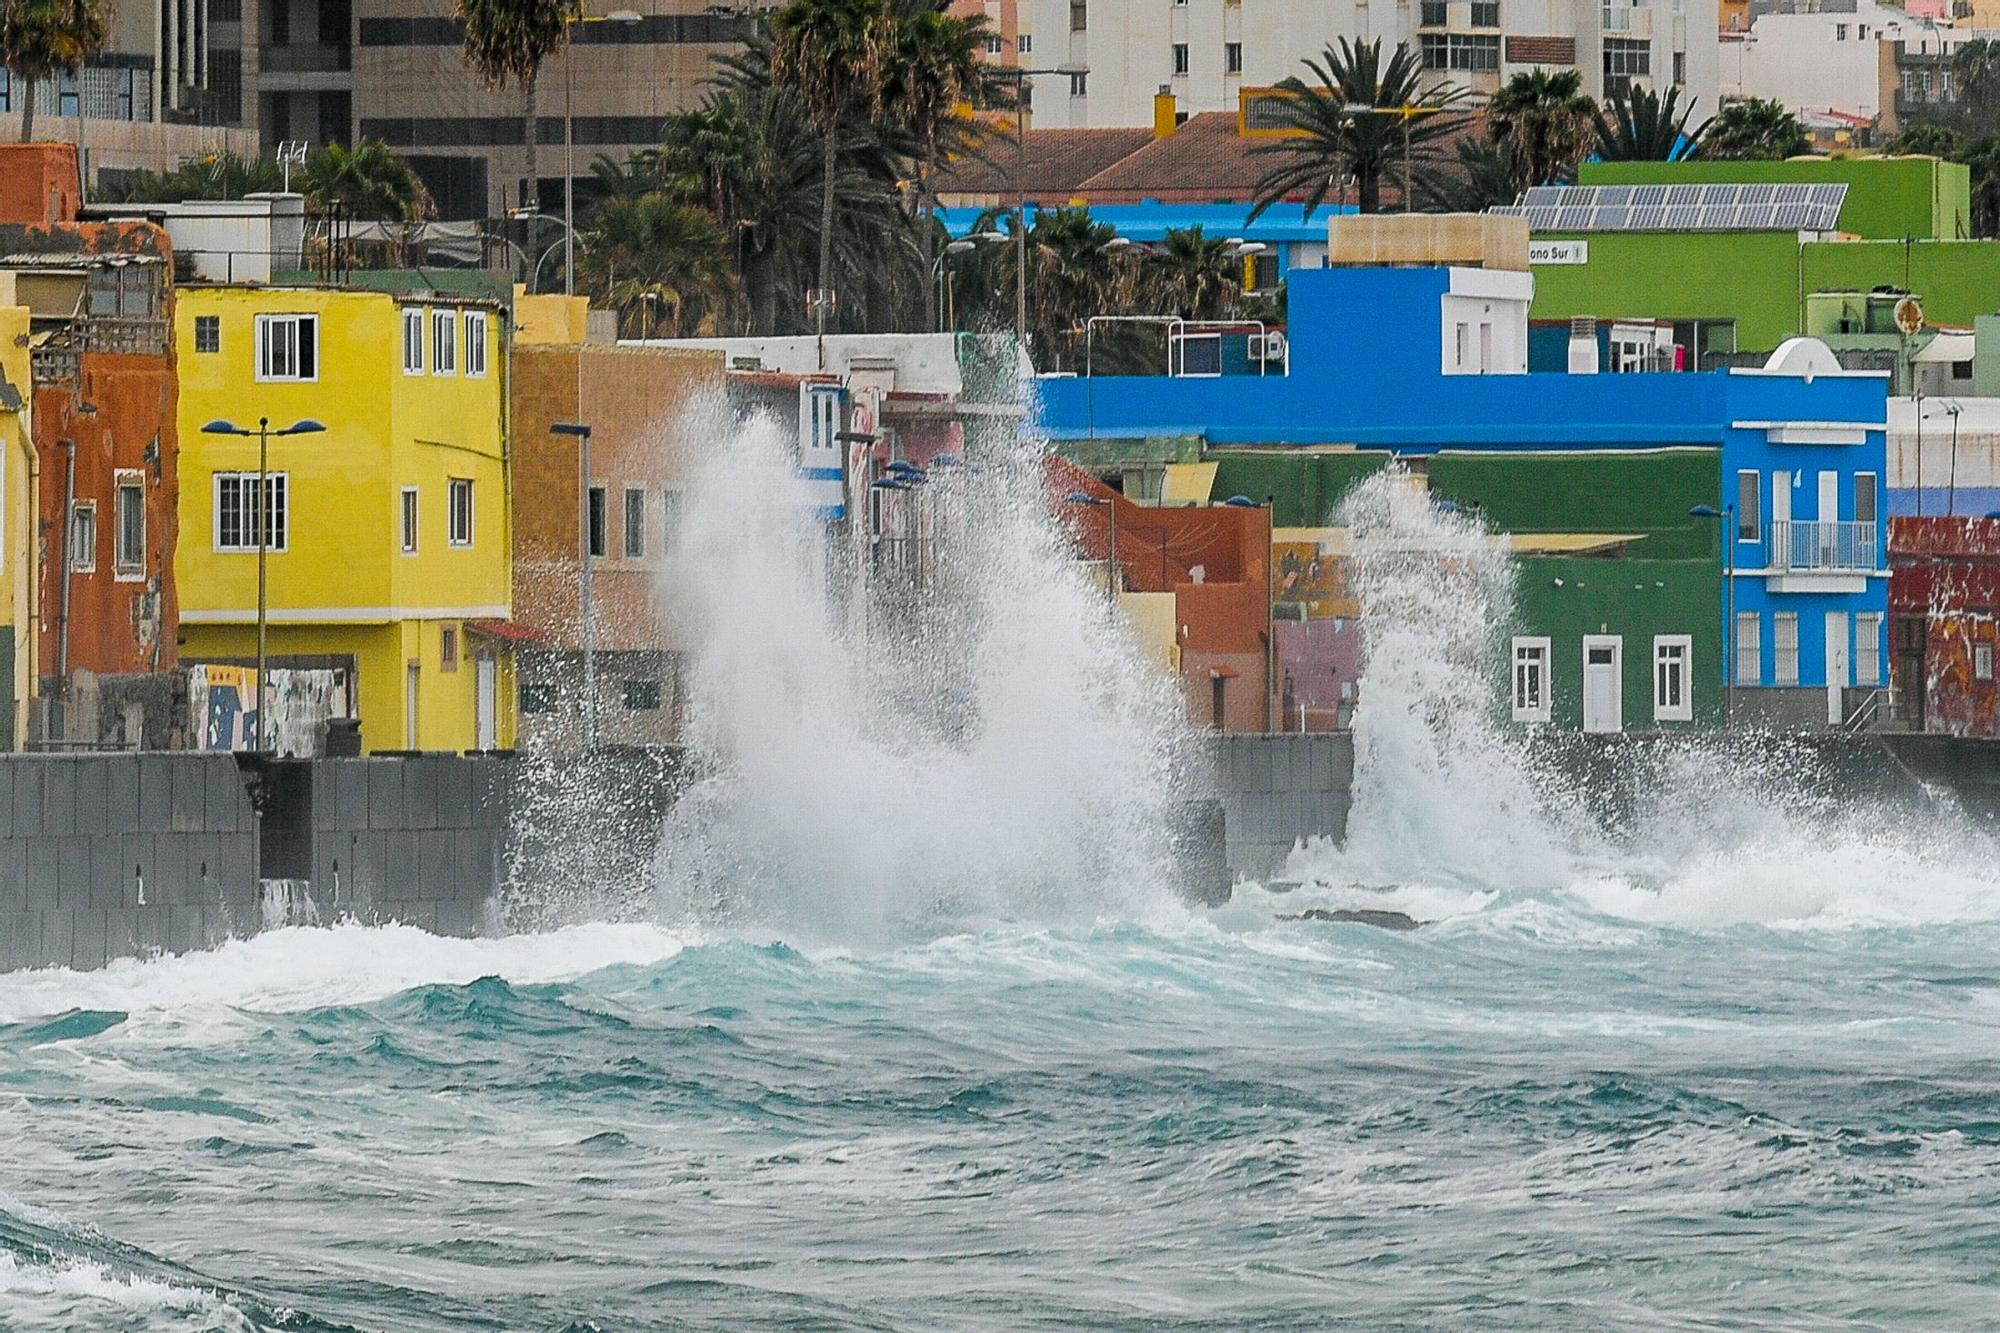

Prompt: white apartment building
[1719,1,1962,126]
[1020,0,1720,128]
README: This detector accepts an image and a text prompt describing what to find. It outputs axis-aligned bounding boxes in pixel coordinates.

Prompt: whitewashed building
[1718,0,1962,126]
[1019,0,1720,128]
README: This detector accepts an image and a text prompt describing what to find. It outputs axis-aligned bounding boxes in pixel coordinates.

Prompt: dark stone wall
[1209,733,1355,882]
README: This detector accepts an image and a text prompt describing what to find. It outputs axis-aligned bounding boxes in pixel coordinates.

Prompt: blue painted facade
[937,202,1353,284]
[1037,265,1892,703]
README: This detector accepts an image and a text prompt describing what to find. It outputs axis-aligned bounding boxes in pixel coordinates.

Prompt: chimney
[1567,316,1600,375]
[1154,85,1178,138]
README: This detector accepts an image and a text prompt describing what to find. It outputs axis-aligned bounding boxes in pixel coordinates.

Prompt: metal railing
[1771,519,1877,572]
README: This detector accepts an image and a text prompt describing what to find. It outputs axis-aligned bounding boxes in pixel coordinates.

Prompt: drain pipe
[56,435,77,736]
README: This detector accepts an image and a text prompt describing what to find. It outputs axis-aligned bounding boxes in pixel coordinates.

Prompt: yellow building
[0,302,35,750]
[174,284,518,753]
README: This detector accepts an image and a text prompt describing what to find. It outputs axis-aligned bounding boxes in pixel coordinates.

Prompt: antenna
[276,140,308,192]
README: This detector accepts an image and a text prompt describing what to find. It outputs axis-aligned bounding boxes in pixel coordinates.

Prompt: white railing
[1771,519,1877,572]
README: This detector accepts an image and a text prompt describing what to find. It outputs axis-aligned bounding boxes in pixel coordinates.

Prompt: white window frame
[464,310,488,377]
[623,486,646,559]
[1855,611,1882,687]
[1653,634,1694,722]
[68,499,97,574]
[1774,611,1800,686]
[402,307,425,375]
[255,313,317,382]
[1737,469,1760,543]
[1511,636,1552,724]
[1975,641,1995,682]
[214,472,288,553]
[448,477,474,547]
[113,469,145,579]
[400,485,419,554]
[431,308,457,376]
[1735,611,1761,686]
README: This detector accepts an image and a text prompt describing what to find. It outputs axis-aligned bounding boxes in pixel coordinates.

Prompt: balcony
[1771,519,1877,572]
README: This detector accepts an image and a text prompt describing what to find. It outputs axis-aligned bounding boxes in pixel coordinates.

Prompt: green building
[1519,156,2000,364]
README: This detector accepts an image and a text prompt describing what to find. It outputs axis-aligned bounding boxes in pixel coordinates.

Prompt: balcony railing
[1772,519,1877,572]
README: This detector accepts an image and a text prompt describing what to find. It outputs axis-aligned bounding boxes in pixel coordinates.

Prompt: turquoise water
[4,862,2000,1331]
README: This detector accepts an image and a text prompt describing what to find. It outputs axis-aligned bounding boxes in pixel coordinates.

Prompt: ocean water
[5,431,1997,1329]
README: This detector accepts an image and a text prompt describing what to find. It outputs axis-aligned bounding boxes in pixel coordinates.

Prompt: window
[402,307,425,374]
[588,486,607,558]
[1604,37,1651,79]
[255,314,317,381]
[1737,470,1760,542]
[194,315,220,354]
[1774,611,1800,686]
[1225,41,1242,74]
[464,311,488,376]
[401,486,419,553]
[1423,33,1501,71]
[1859,23,1869,37]
[624,486,646,558]
[1977,642,1995,682]
[1018,33,1031,52]
[68,500,97,573]
[1952,359,1973,380]
[662,489,683,551]
[1856,612,1883,687]
[623,679,662,711]
[1736,612,1761,686]
[432,308,457,375]
[441,625,459,673]
[1471,0,1500,25]
[1855,472,1878,531]
[1173,333,1222,376]
[1173,43,1190,75]
[448,478,474,546]
[215,473,287,552]
[521,681,554,714]
[0,69,9,113]
[986,34,1003,54]
[1835,23,1848,39]
[1512,637,1551,723]
[1673,50,1686,86]
[1420,0,1447,23]
[1070,0,1086,31]
[1069,70,1088,96]
[1653,635,1693,722]
[114,472,143,576]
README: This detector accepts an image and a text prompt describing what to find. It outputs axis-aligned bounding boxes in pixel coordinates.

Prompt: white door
[476,656,498,750]
[1824,611,1850,725]
[1582,636,1623,734]
[1772,470,1792,568]
[405,663,420,750]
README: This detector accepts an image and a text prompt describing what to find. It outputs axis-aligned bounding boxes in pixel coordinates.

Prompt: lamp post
[992,65,1089,354]
[1690,503,1736,728]
[1340,103,1443,212]
[933,231,1005,332]
[551,421,597,747]
[1063,491,1118,603]
[561,9,643,297]
[201,416,327,752]
[1923,399,1963,516]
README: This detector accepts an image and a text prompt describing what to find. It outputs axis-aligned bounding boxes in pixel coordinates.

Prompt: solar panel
[1495,181,1848,233]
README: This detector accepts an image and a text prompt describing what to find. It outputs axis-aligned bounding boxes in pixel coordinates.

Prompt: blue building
[937,202,1351,289]
[1036,234,1891,731]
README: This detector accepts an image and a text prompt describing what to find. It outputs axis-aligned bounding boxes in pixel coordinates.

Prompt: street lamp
[561,9,643,296]
[550,421,598,747]
[201,416,327,752]
[1924,399,1963,516]
[1690,502,1737,728]
[989,64,1089,354]
[934,230,1005,331]
[1063,490,1118,602]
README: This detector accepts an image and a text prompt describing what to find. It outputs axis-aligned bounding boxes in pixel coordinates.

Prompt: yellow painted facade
[174,285,517,753]
[0,303,36,749]
[512,288,588,346]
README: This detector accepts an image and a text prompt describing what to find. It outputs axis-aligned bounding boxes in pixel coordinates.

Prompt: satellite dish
[1893,295,1924,337]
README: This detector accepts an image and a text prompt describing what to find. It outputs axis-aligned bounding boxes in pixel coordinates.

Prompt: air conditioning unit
[1248,330,1288,362]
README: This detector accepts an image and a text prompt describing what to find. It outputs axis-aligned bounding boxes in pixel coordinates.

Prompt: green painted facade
[1206,450,1393,527]
[1579,157,1971,242]
[1426,448,1719,558]
[1532,159,2000,354]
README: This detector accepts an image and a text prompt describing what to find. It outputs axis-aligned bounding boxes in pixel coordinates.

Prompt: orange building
[508,316,725,750]
[1047,458,1272,731]
[0,145,179,746]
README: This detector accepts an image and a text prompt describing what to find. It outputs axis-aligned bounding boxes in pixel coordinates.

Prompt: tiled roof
[934,127,1156,201]
[1073,112,1275,198]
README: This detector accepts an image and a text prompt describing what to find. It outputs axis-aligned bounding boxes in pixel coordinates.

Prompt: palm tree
[1593,84,1711,162]
[1248,38,1466,217]
[0,0,110,142]
[1146,227,1241,320]
[90,151,284,203]
[578,194,734,337]
[454,0,578,217]
[1953,39,2000,128]
[770,0,890,333]
[1414,138,1520,212]
[1487,68,1596,192]
[1890,122,1966,158]
[304,140,433,221]
[1959,135,2000,237]
[1704,98,1811,161]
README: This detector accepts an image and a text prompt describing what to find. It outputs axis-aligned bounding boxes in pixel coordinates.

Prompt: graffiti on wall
[189,666,350,756]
